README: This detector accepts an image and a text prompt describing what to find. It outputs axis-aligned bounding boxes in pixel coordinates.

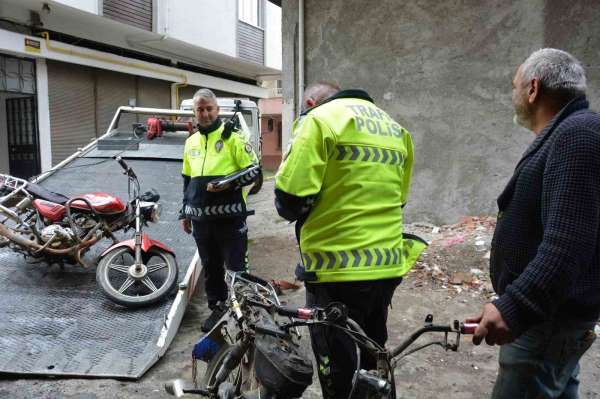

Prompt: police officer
[275,82,426,398]
[180,88,260,332]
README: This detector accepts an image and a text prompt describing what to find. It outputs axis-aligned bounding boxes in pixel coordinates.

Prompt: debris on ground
[406,216,497,299]
[270,279,301,295]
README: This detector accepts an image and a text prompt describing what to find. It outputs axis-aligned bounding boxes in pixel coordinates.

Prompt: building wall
[265,1,282,70]
[283,0,600,224]
[53,0,99,14]
[160,0,237,57]
[260,114,282,171]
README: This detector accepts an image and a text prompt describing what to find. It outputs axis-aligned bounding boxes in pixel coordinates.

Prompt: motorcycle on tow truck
[0,156,178,308]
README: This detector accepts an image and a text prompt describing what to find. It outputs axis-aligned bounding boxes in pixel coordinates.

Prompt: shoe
[201,304,227,332]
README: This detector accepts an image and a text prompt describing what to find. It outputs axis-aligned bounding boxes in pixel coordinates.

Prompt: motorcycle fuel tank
[33,199,66,222]
[70,193,126,214]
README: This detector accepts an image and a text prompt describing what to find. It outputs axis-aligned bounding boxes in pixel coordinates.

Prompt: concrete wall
[282,0,600,224]
[160,0,237,57]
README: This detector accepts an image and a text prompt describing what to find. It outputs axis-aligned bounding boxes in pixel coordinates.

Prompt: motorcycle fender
[192,319,228,362]
[101,233,176,257]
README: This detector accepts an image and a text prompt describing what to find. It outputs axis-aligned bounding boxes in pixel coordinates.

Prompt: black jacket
[491,96,600,336]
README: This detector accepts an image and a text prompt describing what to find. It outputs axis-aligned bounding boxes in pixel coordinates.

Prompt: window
[239,0,261,27]
[277,121,282,149]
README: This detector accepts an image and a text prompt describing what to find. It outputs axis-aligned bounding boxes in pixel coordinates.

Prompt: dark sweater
[491,96,600,337]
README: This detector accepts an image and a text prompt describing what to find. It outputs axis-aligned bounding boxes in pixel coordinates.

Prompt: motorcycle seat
[26,183,69,205]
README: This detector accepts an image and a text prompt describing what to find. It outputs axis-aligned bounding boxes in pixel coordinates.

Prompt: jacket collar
[301,89,374,116]
[497,95,589,210]
[197,118,223,135]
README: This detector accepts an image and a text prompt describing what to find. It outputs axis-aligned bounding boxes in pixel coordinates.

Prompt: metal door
[6,96,40,179]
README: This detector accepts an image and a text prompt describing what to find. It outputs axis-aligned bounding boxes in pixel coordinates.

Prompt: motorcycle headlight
[150,203,162,223]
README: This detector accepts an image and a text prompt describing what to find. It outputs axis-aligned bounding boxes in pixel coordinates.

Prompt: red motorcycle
[0,157,178,308]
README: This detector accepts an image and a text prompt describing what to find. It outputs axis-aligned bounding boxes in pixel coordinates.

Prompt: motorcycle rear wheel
[96,247,178,308]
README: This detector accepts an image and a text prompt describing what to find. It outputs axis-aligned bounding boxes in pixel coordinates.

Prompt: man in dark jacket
[468,49,599,398]
[180,88,260,332]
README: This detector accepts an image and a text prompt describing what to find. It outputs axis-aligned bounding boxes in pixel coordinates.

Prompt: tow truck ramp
[0,107,203,379]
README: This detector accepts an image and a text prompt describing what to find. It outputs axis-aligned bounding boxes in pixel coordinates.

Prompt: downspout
[297,0,304,116]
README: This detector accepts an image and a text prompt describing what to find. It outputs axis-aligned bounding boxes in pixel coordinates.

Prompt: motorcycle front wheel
[96,247,178,308]
[203,343,261,397]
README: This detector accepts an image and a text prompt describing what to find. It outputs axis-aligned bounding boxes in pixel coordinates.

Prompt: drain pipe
[297,0,304,116]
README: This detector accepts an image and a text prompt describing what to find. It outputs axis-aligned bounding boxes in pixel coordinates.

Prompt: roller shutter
[137,77,171,109]
[103,0,153,31]
[47,60,96,166]
[95,69,137,135]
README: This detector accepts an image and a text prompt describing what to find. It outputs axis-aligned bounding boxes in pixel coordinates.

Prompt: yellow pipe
[41,31,188,107]
[174,81,188,109]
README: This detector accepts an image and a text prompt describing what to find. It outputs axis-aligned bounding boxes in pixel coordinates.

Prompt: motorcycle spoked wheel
[96,247,178,308]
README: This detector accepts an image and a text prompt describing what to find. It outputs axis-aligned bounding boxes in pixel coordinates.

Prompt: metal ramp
[0,147,202,378]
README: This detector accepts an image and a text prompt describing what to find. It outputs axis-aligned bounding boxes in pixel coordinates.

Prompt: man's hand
[207,182,231,192]
[181,218,192,234]
[467,303,513,346]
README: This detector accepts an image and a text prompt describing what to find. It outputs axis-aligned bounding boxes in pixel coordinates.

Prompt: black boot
[201,302,227,333]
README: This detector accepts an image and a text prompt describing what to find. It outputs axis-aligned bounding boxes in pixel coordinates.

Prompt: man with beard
[469,49,600,398]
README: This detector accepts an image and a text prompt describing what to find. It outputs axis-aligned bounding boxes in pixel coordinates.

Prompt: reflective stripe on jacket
[182,121,258,220]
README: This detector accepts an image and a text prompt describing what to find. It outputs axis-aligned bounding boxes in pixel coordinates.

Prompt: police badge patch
[245,144,253,154]
[215,139,224,153]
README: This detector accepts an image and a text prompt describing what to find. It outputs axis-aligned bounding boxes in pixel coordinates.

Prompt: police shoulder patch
[245,143,253,154]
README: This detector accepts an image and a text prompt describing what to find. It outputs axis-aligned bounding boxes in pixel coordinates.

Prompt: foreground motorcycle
[0,157,178,308]
[165,271,478,398]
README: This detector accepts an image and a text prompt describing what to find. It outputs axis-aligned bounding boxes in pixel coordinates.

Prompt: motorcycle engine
[40,225,77,248]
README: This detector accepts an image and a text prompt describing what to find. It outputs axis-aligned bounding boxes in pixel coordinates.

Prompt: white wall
[53,0,99,14]
[159,0,237,57]
[265,1,281,70]
[36,58,52,172]
[0,93,8,174]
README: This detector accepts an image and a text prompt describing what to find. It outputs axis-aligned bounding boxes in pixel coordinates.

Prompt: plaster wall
[54,0,99,14]
[160,0,237,57]
[265,1,282,70]
[283,0,600,223]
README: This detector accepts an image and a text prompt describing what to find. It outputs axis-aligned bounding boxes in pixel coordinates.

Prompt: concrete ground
[1,179,598,398]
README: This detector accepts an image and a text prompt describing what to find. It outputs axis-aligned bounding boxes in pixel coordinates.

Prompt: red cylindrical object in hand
[461,323,479,335]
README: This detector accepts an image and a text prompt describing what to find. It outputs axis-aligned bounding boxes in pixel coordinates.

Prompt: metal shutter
[237,21,265,65]
[103,0,153,31]
[137,77,171,109]
[47,60,96,166]
[95,69,137,136]
[178,85,243,108]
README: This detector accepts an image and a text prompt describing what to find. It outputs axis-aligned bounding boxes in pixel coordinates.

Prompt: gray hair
[193,88,218,104]
[521,48,587,97]
[303,81,340,106]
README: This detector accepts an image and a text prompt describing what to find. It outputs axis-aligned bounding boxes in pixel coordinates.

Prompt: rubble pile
[407,216,497,299]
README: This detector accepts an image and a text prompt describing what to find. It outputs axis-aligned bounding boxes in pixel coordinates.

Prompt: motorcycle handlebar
[275,305,315,320]
[115,156,137,178]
